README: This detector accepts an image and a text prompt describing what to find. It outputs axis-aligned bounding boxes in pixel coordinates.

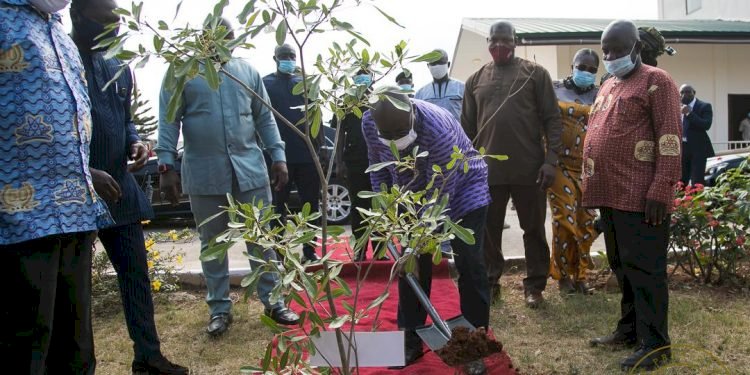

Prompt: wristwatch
[158,164,174,174]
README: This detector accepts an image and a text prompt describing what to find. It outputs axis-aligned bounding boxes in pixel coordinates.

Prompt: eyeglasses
[574,64,598,74]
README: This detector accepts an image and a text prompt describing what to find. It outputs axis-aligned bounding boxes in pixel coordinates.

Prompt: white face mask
[28,0,71,13]
[379,113,417,151]
[428,63,449,80]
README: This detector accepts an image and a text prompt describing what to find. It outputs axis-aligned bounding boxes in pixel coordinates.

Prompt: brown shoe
[574,280,593,295]
[589,331,637,348]
[558,277,576,295]
[524,291,544,308]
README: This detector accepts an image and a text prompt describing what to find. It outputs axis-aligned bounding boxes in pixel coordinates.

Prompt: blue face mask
[572,69,596,88]
[399,84,413,91]
[603,43,637,78]
[353,74,372,86]
[277,59,295,74]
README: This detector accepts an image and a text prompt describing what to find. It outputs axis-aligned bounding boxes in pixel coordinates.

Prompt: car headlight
[707,162,729,176]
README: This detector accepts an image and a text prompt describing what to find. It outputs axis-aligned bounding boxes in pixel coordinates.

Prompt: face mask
[428,64,449,80]
[603,43,637,78]
[73,14,118,48]
[489,45,514,65]
[277,59,295,74]
[572,69,596,88]
[379,113,417,151]
[399,84,413,91]
[353,74,372,86]
[28,0,70,13]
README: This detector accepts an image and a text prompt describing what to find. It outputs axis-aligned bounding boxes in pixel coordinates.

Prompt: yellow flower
[151,280,162,292]
[147,260,154,269]
[151,251,160,259]
[145,238,155,251]
[176,255,183,265]
[141,220,151,225]
[170,232,179,241]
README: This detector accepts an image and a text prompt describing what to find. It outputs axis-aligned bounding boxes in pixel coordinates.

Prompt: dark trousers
[0,232,96,375]
[484,184,550,293]
[398,206,491,330]
[681,142,707,185]
[345,160,372,243]
[98,223,161,362]
[273,163,321,258]
[600,208,671,349]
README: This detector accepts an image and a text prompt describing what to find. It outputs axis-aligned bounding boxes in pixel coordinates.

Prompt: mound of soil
[435,327,503,367]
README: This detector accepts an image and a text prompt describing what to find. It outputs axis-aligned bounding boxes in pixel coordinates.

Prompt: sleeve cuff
[127,135,141,145]
[646,180,675,206]
[269,148,286,163]
[156,150,176,166]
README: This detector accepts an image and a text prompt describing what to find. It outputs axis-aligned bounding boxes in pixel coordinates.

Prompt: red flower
[737,236,746,246]
[694,183,704,192]
[709,220,719,228]
[673,198,681,208]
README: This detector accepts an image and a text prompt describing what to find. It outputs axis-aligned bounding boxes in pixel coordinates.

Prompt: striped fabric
[0,1,112,245]
[362,99,490,220]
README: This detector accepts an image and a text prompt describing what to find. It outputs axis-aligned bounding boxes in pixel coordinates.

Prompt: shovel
[386,242,475,351]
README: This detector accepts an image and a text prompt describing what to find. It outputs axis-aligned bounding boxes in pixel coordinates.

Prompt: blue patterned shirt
[363,100,490,220]
[0,0,113,245]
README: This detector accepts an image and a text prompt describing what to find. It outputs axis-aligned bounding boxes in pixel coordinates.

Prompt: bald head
[680,84,696,104]
[490,21,515,37]
[370,90,413,140]
[601,20,641,62]
[274,43,296,59]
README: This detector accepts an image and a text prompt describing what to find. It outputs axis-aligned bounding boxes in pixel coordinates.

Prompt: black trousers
[345,160,372,243]
[681,142,707,185]
[484,184,550,293]
[98,222,161,362]
[0,232,96,375]
[600,208,671,349]
[397,206,491,330]
[273,163,321,257]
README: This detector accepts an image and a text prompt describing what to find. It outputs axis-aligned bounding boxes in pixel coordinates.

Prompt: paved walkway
[134,203,606,285]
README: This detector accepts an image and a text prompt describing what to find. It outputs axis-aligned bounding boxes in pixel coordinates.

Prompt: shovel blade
[446,315,475,332]
[416,315,476,351]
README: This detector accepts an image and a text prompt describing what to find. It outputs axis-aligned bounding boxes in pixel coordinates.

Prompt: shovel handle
[386,242,453,339]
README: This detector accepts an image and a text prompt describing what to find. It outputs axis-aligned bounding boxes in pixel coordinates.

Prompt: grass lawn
[92,271,750,374]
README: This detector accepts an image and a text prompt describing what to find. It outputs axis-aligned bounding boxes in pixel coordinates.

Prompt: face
[601,32,641,62]
[397,77,413,86]
[680,86,695,103]
[572,54,598,75]
[487,25,516,50]
[376,109,413,140]
[274,50,296,63]
[78,0,119,25]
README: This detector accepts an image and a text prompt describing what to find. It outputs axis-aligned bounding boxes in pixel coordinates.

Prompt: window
[686,0,702,14]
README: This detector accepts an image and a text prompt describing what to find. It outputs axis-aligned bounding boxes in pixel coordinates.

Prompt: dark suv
[132,126,351,224]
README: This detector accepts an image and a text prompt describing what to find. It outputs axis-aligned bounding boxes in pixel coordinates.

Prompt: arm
[460,73,478,141]
[647,72,683,206]
[362,111,392,192]
[536,66,562,166]
[249,66,286,163]
[154,79,184,167]
[686,102,713,131]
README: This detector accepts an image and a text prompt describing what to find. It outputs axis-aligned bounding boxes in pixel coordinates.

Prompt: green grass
[92,276,750,374]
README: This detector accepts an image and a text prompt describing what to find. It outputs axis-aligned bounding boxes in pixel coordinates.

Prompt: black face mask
[73,14,118,50]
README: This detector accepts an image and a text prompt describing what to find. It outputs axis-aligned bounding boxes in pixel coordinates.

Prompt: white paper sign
[309,331,405,367]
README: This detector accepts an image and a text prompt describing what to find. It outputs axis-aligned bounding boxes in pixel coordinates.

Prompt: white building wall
[658,0,750,20]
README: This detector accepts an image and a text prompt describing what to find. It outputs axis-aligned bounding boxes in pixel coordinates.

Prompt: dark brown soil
[435,326,503,367]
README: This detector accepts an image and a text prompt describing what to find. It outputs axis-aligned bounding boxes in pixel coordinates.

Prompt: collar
[688,97,697,108]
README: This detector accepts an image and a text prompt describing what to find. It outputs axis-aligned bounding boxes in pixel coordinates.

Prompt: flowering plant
[669,157,750,285]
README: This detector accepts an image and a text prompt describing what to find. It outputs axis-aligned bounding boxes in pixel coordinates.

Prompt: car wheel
[325,182,351,224]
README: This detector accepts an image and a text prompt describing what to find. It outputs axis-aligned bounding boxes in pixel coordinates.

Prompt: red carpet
[290,236,520,374]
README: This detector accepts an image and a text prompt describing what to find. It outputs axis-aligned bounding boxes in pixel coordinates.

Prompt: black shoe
[132,355,189,375]
[490,284,502,305]
[206,312,233,337]
[589,331,637,348]
[621,346,672,371]
[558,277,576,295]
[265,307,300,325]
[524,291,544,309]
[388,331,424,369]
[302,252,319,263]
[463,359,487,375]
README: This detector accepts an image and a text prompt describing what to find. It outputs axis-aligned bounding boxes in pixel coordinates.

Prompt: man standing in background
[71,0,188,373]
[415,49,464,121]
[679,84,714,186]
[1,0,113,373]
[264,43,320,263]
[462,20,562,308]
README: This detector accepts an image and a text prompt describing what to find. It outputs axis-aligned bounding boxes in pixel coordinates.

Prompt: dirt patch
[435,327,502,367]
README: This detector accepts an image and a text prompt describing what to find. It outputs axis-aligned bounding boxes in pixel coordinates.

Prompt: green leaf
[372,5,404,28]
[445,219,475,245]
[432,165,442,173]
[199,240,233,262]
[238,0,257,23]
[385,94,411,112]
[291,231,316,246]
[463,161,469,173]
[292,80,305,95]
[212,0,229,18]
[362,49,370,66]
[173,0,183,21]
[487,154,509,161]
[344,29,370,47]
[275,20,287,45]
[153,35,164,52]
[328,314,350,329]
[112,7,131,17]
[366,161,397,173]
[366,291,390,310]
[240,270,260,288]
[203,60,220,90]
[412,50,443,63]
[327,226,346,237]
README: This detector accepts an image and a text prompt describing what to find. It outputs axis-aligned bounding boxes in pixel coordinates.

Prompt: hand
[644,199,667,226]
[536,163,556,191]
[127,142,150,172]
[160,169,181,206]
[270,161,289,192]
[681,105,691,115]
[90,168,122,202]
